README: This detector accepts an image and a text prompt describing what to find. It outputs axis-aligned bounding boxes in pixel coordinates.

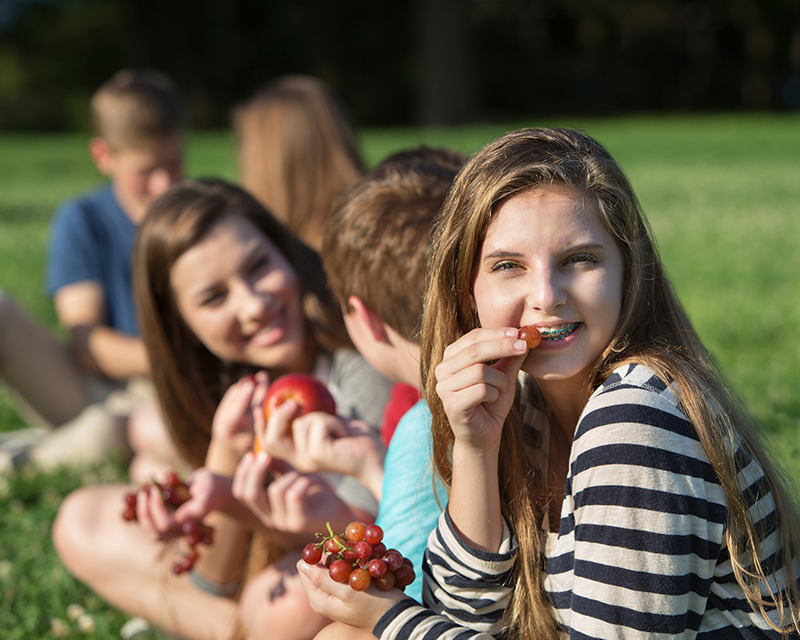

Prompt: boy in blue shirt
[6,70,185,471]
[48,69,184,382]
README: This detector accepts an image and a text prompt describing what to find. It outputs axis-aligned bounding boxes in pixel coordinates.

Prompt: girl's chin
[246,342,306,372]
[520,355,595,384]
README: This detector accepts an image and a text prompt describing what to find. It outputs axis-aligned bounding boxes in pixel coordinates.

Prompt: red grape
[349,568,372,591]
[302,543,323,565]
[368,558,387,578]
[329,559,353,584]
[354,541,373,560]
[325,537,344,554]
[393,564,416,588]
[384,550,404,572]
[374,571,396,591]
[345,521,366,542]
[364,524,384,545]
[165,471,180,488]
[342,549,359,563]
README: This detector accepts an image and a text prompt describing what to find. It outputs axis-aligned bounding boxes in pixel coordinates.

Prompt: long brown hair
[420,128,800,638]
[134,178,351,468]
[234,75,365,251]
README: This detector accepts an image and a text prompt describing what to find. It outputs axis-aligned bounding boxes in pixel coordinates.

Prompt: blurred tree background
[0,0,798,130]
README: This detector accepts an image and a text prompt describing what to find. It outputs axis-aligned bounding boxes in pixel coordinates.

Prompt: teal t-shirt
[376,400,446,602]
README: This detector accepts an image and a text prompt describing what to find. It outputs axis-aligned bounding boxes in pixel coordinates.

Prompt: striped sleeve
[549,365,729,639]
[374,508,516,640]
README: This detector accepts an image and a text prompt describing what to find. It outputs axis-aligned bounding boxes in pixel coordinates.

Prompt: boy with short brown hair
[49,69,184,383]
[23,69,185,469]
[322,145,465,391]
[317,146,465,600]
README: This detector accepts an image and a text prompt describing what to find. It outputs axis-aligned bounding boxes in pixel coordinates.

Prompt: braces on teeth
[539,323,578,340]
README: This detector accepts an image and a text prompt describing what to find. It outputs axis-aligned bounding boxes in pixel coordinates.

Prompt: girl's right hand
[434,327,528,451]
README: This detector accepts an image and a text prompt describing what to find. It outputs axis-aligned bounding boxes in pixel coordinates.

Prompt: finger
[232,451,254,500]
[496,350,529,382]
[436,359,511,396]
[230,375,258,408]
[287,414,313,465]
[297,560,351,599]
[136,486,156,535]
[235,451,274,523]
[232,451,260,503]
[296,562,341,616]
[265,469,300,526]
[441,326,523,363]
[251,372,269,408]
[263,400,301,453]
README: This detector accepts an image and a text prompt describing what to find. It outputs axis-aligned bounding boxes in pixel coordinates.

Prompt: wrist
[358,448,386,502]
[204,440,241,475]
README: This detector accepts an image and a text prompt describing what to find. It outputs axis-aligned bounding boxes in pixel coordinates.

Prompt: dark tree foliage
[0,0,798,130]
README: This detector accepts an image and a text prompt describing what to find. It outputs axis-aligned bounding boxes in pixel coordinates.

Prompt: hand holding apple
[254,372,337,454]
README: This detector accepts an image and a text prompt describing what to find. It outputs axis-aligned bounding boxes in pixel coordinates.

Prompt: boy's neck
[388,334,421,390]
[112,183,148,224]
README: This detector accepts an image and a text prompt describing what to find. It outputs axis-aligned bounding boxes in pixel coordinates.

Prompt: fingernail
[513,340,527,352]
[297,561,309,574]
[505,328,518,338]
[257,450,268,463]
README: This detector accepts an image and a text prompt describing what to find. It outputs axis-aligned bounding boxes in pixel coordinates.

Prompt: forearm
[73,325,149,380]
[356,450,385,502]
[448,441,503,552]
[190,509,251,585]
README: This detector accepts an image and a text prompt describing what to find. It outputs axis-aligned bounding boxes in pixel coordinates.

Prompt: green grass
[1,114,799,637]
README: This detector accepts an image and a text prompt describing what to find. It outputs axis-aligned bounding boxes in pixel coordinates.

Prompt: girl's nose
[235,282,268,327]
[528,267,567,313]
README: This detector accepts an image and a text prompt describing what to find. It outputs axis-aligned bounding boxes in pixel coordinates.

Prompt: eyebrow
[481,243,606,261]
[482,250,525,260]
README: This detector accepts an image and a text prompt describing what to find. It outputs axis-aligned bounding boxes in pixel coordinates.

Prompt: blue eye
[490,261,519,272]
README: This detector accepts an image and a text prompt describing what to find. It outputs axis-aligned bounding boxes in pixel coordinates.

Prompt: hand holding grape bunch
[121,471,214,575]
[302,521,415,593]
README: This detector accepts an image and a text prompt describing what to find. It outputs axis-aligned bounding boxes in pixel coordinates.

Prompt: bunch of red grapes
[302,521,415,592]
[121,471,214,575]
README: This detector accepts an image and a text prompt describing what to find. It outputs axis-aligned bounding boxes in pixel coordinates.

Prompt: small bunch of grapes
[121,471,214,575]
[121,471,190,521]
[302,522,415,592]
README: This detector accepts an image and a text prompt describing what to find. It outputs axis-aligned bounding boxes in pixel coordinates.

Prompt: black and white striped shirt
[374,364,799,640]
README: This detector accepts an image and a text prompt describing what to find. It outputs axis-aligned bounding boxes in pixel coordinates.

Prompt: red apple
[254,373,337,453]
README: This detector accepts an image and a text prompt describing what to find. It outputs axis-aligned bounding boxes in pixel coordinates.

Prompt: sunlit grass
[0,114,798,637]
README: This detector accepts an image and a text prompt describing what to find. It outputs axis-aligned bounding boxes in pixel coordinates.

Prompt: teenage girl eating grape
[297,128,800,640]
[53,179,392,640]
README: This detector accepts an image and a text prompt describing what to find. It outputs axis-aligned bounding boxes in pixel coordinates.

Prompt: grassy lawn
[1,114,799,637]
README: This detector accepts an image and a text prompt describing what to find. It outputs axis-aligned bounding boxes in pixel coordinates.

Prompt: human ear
[347,296,389,343]
[89,137,115,176]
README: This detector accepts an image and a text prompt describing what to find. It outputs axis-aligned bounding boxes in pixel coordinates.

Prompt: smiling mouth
[538,323,579,341]
[248,309,285,341]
